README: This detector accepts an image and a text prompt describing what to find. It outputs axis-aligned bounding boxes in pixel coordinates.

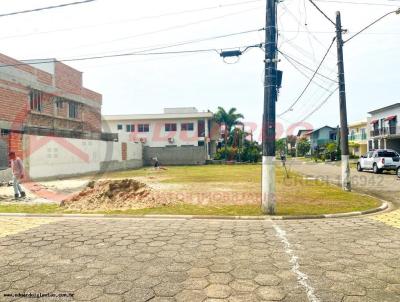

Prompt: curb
[0,201,389,220]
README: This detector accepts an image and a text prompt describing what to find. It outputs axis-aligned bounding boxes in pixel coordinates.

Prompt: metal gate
[0,134,9,169]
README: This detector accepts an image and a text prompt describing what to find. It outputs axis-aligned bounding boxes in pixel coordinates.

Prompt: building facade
[348,120,368,157]
[307,126,338,152]
[102,108,219,164]
[0,53,103,168]
[367,103,400,153]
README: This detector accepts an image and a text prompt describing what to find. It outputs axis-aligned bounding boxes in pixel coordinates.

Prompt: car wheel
[357,163,363,172]
[397,167,400,178]
[373,164,382,174]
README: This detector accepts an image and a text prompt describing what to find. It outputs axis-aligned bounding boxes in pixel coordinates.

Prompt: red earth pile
[61,179,173,211]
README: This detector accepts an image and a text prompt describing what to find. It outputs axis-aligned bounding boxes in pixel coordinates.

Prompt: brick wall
[0,87,28,128]
[54,62,83,96]
[8,132,23,160]
[0,52,102,135]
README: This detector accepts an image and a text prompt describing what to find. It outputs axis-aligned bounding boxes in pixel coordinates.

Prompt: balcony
[348,133,367,141]
[370,126,398,137]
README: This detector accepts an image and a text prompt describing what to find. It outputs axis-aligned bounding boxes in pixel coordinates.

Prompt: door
[363,151,374,169]
[0,134,9,169]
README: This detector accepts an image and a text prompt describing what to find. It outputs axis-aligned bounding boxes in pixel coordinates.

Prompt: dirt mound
[61,179,173,211]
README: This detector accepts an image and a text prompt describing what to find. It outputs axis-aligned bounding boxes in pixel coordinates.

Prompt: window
[126,124,135,132]
[138,124,149,132]
[117,124,123,131]
[181,123,194,131]
[68,102,79,119]
[54,97,64,116]
[378,151,398,158]
[165,123,177,132]
[198,141,205,146]
[29,89,43,112]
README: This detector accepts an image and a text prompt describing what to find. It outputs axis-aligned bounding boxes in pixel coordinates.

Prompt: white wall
[24,135,142,179]
[103,118,209,147]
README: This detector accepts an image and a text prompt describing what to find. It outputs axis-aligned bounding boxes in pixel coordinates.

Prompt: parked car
[357,149,400,174]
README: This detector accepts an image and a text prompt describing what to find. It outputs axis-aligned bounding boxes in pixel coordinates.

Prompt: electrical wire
[307,0,336,26]
[344,8,400,43]
[314,0,400,7]
[0,0,96,18]
[278,36,337,117]
[0,43,264,69]
[0,0,263,41]
[66,6,262,50]
[278,50,337,83]
[299,87,338,122]
[59,28,265,61]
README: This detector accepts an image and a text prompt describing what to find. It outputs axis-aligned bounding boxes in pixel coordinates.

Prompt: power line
[0,0,96,18]
[278,36,337,117]
[299,87,339,122]
[66,7,262,50]
[281,52,334,92]
[308,0,336,26]
[278,50,337,82]
[59,27,265,60]
[344,8,400,43]
[314,0,400,7]
[0,0,263,41]
[0,43,264,69]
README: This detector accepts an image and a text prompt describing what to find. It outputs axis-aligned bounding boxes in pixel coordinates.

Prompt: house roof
[297,129,313,137]
[306,125,336,135]
[368,103,400,115]
[102,111,214,121]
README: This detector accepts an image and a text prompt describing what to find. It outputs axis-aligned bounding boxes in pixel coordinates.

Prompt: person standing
[9,152,26,200]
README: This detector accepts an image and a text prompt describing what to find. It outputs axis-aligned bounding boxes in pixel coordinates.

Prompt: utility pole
[261,0,278,214]
[335,11,351,191]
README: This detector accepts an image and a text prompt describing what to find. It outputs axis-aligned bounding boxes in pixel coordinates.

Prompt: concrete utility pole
[335,11,351,191]
[261,0,278,214]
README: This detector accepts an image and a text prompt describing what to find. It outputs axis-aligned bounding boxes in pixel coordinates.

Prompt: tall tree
[214,107,244,159]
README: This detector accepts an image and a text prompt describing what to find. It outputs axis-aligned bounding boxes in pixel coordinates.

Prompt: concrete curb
[0,201,389,220]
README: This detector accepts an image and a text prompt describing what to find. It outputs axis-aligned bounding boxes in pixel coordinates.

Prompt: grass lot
[0,165,380,216]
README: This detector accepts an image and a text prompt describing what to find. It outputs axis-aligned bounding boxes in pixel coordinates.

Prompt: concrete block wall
[22,135,143,180]
[144,146,206,166]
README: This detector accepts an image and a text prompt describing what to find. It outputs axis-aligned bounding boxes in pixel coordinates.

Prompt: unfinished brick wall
[55,62,83,96]
[0,52,102,134]
[8,132,23,160]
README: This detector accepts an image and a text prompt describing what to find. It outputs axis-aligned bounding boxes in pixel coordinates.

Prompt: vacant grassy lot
[102,165,380,215]
[0,165,380,216]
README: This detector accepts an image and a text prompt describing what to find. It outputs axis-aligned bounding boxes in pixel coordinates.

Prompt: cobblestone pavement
[0,216,400,302]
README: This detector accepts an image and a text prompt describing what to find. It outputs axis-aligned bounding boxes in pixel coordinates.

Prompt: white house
[102,108,219,164]
[367,103,400,153]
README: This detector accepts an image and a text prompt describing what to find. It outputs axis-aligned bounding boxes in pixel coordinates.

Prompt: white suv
[357,149,400,174]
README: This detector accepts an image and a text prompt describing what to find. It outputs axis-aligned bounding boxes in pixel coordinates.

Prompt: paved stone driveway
[0,216,399,302]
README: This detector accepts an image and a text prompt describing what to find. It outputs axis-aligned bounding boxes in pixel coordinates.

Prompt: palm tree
[214,107,244,159]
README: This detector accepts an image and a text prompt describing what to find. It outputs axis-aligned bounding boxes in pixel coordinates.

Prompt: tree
[214,107,244,159]
[296,138,311,157]
[276,138,286,154]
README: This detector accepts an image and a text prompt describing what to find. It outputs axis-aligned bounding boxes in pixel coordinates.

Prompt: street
[0,215,399,302]
[287,160,400,208]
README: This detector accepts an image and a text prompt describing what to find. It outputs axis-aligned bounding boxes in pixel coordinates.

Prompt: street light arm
[344,9,400,44]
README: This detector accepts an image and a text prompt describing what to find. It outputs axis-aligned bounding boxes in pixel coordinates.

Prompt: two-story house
[307,126,338,152]
[0,53,103,169]
[102,107,219,163]
[348,120,368,157]
[367,103,400,153]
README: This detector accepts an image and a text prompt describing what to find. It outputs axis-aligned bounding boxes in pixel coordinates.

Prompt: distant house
[348,120,368,157]
[367,103,400,153]
[102,107,219,165]
[307,126,338,152]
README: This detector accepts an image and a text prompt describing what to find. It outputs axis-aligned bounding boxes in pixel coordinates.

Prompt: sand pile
[61,179,173,211]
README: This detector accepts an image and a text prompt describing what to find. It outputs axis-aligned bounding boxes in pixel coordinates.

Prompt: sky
[0,0,399,139]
